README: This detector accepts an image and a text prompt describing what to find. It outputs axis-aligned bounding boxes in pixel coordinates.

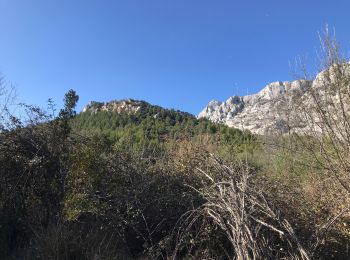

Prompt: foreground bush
[173,156,310,260]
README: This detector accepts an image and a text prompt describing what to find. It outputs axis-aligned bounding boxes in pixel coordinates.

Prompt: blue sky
[0,0,349,114]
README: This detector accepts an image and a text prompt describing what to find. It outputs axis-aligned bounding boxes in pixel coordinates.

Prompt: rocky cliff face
[83,99,143,115]
[199,63,350,135]
[198,80,313,135]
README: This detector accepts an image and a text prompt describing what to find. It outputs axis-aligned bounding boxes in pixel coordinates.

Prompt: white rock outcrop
[198,80,313,135]
[199,62,350,135]
[83,99,142,115]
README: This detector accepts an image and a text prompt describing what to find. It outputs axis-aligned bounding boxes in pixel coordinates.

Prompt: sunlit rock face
[200,63,350,135]
[82,99,142,115]
[198,80,313,135]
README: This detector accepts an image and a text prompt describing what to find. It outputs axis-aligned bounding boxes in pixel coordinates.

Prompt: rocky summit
[82,99,143,115]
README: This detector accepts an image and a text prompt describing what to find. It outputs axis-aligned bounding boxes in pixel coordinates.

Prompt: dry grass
[173,156,310,260]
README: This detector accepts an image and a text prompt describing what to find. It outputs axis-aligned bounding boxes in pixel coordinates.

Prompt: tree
[0,88,81,257]
[59,89,79,119]
[0,76,17,131]
[292,27,350,193]
[58,89,79,136]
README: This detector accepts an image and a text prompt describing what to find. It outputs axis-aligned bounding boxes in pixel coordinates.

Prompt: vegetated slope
[71,98,255,151]
[2,91,349,259]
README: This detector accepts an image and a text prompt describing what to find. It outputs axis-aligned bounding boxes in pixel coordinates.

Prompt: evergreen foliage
[70,100,257,155]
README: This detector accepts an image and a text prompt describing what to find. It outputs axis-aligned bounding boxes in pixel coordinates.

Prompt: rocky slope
[199,62,350,135]
[82,99,143,115]
[198,80,313,135]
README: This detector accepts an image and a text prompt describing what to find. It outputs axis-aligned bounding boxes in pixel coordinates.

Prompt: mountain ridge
[198,78,314,135]
[199,63,350,135]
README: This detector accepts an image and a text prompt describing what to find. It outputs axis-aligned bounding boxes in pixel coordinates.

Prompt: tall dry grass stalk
[173,156,310,260]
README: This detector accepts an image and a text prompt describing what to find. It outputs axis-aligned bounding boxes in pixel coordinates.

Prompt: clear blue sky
[0,0,349,114]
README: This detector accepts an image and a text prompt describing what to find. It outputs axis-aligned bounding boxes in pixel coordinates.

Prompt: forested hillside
[70,99,257,156]
[1,86,349,259]
[0,91,262,259]
[1,36,350,260]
